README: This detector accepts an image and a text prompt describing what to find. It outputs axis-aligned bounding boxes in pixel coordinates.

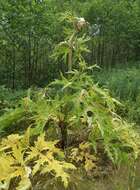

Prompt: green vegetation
[95,66,140,124]
[1,65,140,189]
[0,0,140,88]
[0,1,140,190]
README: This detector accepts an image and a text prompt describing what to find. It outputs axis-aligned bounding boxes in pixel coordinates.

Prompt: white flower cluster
[75,17,88,31]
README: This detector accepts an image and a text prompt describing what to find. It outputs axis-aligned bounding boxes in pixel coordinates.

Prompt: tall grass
[94,66,140,123]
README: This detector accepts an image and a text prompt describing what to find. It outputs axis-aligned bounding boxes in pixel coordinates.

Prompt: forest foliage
[0,0,140,88]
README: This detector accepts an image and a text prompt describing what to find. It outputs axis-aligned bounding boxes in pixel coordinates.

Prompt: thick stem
[67,31,77,71]
[59,120,67,149]
[68,48,72,71]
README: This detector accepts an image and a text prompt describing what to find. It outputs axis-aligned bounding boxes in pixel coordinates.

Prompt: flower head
[74,17,88,31]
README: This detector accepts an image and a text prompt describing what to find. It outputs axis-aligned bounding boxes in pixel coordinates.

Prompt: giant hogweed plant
[0,14,140,189]
[27,14,140,164]
[32,66,139,164]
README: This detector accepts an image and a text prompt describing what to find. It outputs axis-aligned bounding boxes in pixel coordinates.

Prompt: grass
[94,65,140,124]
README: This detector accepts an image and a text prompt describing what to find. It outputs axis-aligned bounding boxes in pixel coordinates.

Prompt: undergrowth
[0,128,76,189]
[94,67,140,124]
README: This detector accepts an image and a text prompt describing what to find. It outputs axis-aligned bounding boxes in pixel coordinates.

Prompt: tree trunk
[12,44,16,89]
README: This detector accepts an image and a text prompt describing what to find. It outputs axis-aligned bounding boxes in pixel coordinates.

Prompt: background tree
[0,0,140,89]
